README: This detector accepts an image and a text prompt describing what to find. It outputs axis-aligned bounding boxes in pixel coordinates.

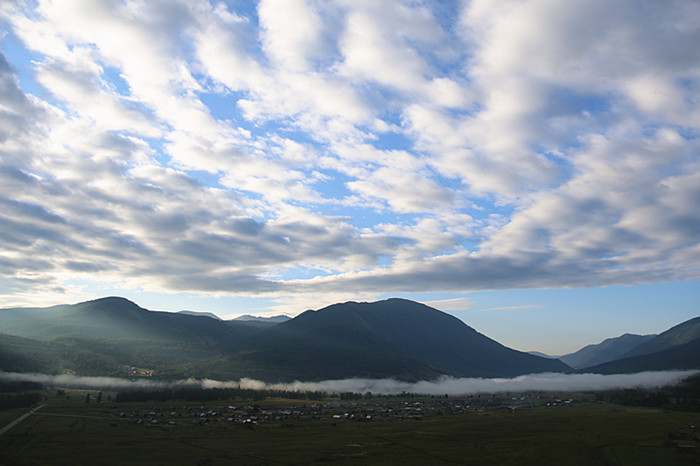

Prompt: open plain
[0,389,698,465]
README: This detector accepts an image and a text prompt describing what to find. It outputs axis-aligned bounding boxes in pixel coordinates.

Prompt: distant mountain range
[231,314,291,329]
[576,316,700,374]
[560,333,657,369]
[0,297,697,382]
[177,310,223,320]
[233,314,291,323]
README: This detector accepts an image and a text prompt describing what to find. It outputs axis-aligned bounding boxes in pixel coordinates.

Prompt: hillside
[579,338,700,374]
[0,333,63,373]
[621,316,700,358]
[575,315,700,374]
[0,297,570,382]
[0,297,259,351]
[225,299,571,381]
[560,333,656,369]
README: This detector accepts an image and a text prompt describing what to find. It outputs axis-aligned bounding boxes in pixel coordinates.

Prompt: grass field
[0,390,698,465]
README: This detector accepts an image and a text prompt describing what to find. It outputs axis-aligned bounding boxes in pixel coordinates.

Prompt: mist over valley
[1,296,699,466]
[1,370,696,397]
[1,297,698,390]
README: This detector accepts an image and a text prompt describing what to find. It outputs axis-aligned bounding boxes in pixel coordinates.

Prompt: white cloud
[2,370,696,395]
[0,0,698,308]
[258,0,325,71]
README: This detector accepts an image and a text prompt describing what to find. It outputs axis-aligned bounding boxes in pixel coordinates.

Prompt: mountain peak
[79,296,141,307]
[262,298,570,380]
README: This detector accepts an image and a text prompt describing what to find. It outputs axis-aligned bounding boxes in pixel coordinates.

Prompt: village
[4,388,697,464]
[103,392,589,429]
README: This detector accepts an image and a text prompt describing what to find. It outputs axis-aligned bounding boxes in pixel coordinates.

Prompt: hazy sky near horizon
[0,0,698,354]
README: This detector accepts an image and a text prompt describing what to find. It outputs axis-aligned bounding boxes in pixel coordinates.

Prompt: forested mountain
[0,297,570,381]
[240,299,571,380]
[0,297,260,351]
[2,297,696,382]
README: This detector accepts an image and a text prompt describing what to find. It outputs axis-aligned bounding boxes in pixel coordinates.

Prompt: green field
[0,390,698,465]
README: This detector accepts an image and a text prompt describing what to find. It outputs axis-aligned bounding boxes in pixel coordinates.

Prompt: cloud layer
[0,0,698,308]
[1,371,695,395]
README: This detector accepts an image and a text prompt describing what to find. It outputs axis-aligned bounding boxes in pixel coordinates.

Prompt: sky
[0,0,698,355]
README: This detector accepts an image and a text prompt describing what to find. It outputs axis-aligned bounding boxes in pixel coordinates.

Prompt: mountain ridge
[233,314,290,323]
[215,298,571,381]
[560,333,657,369]
[577,314,700,374]
[2,296,697,381]
[0,296,569,382]
[621,316,700,359]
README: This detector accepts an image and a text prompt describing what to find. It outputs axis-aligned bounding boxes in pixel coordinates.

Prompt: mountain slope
[1,297,570,381]
[0,297,258,350]
[0,333,63,373]
[178,310,222,320]
[528,351,558,359]
[579,338,700,374]
[621,316,700,358]
[228,298,571,381]
[201,323,445,382]
[577,315,700,374]
[560,333,656,369]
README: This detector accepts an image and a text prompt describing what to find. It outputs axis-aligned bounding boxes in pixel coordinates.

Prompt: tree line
[0,381,44,410]
[595,374,700,412]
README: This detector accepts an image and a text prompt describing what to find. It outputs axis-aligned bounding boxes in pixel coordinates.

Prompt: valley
[0,386,698,465]
[2,297,699,384]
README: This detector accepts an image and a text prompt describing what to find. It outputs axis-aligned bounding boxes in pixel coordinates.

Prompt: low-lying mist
[1,370,696,395]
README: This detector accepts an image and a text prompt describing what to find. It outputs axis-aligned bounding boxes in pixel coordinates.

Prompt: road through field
[0,404,45,436]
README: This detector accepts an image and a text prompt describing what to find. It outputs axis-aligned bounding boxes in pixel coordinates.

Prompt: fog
[1,370,696,395]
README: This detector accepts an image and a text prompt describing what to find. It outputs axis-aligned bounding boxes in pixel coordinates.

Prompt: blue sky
[0,0,698,354]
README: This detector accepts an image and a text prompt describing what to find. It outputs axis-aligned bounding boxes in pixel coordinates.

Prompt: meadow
[0,388,698,465]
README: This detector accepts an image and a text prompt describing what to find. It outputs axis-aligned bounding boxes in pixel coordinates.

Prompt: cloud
[258,0,325,71]
[0,0,698,308]
[1,371,695,395]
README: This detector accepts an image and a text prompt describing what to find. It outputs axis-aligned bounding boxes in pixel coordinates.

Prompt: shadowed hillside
[622,316,700,359]
[561,333,656,369]
[224,298,571,381]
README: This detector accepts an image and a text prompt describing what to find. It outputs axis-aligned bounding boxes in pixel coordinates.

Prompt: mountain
[621,316,700,358]
[578,315,700,374]
[560,333,656,369]
[215,299,571,382]
[234,314,290,323]
[0,297,258,348]
[0,296,570,382]
[231,314,290,330]
[579,338,700,374]
[528,351,558,359]
[178,310,222,320]
[0,334,63,373]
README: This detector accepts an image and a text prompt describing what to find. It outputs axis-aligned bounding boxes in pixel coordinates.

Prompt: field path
[0,404,45,436]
